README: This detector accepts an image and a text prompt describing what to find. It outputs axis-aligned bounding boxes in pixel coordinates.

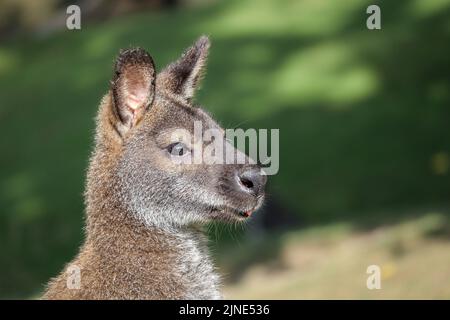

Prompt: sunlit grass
[198,0,367,37]
[274,42,379,107]
[224,213,450,299]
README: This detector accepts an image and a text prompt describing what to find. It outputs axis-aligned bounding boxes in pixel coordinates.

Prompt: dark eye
[167,142,189,156]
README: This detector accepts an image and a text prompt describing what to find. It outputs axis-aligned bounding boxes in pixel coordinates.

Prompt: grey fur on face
[43,36,266,300]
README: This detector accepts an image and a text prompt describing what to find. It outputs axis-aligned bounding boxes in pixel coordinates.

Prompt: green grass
[0,0,450,298]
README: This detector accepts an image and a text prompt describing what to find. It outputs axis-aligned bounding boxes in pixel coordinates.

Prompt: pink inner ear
[124,87,149,127]
[113,60,155,131]
[126,91,147,112]
[122,69,152,124]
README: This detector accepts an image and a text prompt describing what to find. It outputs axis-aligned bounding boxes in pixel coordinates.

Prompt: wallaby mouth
[210,204,258,221]
[239,210,253,218]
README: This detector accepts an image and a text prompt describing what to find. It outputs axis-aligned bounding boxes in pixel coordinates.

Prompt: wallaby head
[88,36,266,230]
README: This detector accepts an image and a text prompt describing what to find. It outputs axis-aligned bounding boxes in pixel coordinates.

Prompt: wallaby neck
[84,204,222,299]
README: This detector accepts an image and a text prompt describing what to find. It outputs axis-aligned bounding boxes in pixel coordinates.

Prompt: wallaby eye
[167,142,189,156]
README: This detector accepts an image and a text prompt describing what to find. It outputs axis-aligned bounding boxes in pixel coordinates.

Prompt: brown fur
[43,96,183,299]
[42,36,266,300]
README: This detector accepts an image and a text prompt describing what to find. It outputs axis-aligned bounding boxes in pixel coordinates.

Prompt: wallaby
[42,36,266,300]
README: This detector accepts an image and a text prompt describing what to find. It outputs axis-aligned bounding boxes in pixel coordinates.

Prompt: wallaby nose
[237,167,267,196]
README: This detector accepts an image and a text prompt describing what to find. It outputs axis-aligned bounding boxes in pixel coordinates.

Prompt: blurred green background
[1,0,450,299]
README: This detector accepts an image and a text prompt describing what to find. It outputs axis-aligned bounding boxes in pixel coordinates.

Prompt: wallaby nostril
[237,167,265,195]
[239,177,254,190]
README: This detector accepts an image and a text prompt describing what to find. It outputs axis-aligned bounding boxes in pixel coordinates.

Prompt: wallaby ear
[111,47,156,136]
[157,35,210,102]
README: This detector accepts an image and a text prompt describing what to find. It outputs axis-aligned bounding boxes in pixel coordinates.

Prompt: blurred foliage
[0,0,450,298]
[0,0,178,38]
